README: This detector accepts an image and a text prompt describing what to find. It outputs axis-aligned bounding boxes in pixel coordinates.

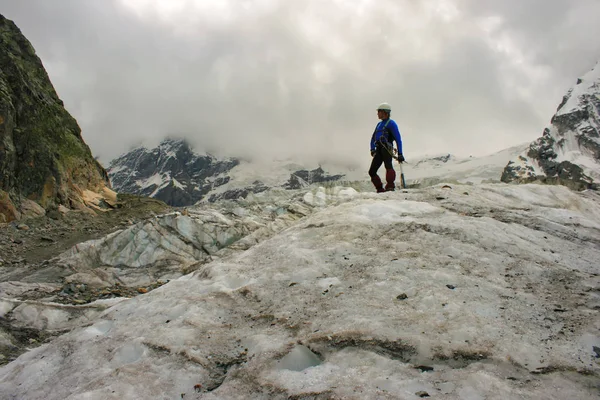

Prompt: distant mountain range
[107,139,347,206]
[107,62,600,206]
[107,138,531,206]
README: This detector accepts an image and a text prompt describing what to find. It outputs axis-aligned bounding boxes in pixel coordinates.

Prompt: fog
[1,0,598,166]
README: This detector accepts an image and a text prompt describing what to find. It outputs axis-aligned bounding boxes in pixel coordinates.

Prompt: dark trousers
[369,146,396,191]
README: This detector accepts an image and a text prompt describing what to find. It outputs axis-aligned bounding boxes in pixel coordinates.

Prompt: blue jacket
[370,118,402,154]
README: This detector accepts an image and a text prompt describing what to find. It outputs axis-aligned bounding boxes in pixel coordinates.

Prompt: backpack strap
[377,119,391,131]
[377,119,392,145]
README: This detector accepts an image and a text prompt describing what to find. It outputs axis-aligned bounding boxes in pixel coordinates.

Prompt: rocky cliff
[0,15,111,222]
[502,62,600,189]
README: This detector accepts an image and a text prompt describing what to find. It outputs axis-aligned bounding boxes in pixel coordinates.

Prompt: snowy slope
[503,62,600,187]
[1,183,599,399]
[405,144,529,185]
[202,158,360,202]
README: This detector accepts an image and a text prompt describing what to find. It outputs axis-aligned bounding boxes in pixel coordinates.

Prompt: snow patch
[172,178,185,189]
[137,172,170,191]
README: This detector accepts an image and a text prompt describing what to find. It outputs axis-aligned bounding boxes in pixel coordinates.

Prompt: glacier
[1,183,599,399]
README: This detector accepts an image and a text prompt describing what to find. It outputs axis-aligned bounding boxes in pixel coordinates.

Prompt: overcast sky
[1,0,599,167]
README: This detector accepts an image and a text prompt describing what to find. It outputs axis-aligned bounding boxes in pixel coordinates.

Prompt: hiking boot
[385,168,396,191]
[371,175,385,193]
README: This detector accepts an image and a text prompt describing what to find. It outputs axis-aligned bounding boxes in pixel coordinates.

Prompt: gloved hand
[397,153,405,163]
[370,149,376,157]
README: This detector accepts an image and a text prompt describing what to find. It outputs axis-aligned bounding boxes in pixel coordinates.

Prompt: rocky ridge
[0,14,113,222]
[502,62,600,189]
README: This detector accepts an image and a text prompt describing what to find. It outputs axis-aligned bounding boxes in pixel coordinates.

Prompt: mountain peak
[555,61,600,116]
[107,138,238,207]
[502,61,600,189]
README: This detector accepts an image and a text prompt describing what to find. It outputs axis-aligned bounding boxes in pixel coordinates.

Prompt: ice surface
[1,298,125,333]
[276,345,322,371]
[302,186,358,206]
[1,184,599,399]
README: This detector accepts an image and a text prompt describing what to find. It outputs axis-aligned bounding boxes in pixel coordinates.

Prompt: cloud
[1,0,598,167]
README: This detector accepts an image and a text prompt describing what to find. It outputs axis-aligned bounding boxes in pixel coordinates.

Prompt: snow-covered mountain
[107,139,240,206]
[107,139,349,206]
[502,62,600,188]
[1,183,599,398]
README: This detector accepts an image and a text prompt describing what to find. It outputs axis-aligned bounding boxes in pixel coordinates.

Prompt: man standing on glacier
[369,102,404,192]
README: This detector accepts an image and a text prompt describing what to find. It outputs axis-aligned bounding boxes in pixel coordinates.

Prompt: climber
[369,102,404,192]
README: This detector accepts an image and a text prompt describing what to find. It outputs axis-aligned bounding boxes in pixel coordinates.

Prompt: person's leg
[368,151,385,192]
[382,149,396,191]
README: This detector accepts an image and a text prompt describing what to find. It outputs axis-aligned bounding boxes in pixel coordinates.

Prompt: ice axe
[399,160,406,189]
[391,152,407,189]
[383,145,407,189]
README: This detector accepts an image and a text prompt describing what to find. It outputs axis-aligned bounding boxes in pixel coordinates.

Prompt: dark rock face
[108,139,240,206]
[283,167,345,190]
[502,62,600,189]
[0,15,109,221]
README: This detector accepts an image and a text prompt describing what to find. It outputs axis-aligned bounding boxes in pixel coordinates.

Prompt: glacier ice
[1,183,599,399]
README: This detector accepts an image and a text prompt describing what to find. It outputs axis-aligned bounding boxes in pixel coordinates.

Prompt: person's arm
[370,126,377,153]
[389,120,402,154]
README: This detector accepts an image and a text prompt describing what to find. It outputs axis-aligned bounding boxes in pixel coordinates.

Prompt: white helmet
[377,102,391,112]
